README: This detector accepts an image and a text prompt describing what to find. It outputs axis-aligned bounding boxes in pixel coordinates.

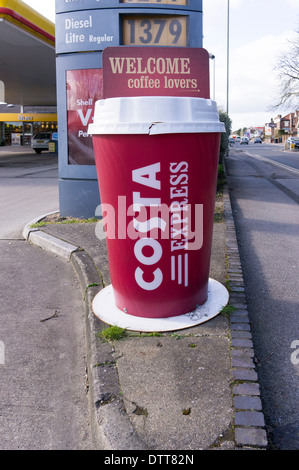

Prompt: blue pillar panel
[55,1,202,14]
[55,0,203,217]
[56,8,203,53]
[56,10,119,53]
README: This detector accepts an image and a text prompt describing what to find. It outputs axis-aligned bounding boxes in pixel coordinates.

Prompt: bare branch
[271,29,299,110]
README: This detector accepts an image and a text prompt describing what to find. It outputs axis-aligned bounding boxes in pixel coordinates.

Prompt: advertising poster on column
[66,68,103,165]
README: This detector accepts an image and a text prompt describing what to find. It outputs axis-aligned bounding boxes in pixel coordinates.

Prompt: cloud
[229,30,296,112]
[284,0,299,8]
[230,0,244,8]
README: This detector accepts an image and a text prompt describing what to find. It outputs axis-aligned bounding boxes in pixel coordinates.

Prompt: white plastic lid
[88,96,225,135]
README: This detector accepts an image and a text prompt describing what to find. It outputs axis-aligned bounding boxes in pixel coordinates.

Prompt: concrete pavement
[22,188,268,450]
[0,238,92,450]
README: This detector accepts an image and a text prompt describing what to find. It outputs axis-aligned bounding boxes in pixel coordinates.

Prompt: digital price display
[121,0,187,5]
[123,15,187,46]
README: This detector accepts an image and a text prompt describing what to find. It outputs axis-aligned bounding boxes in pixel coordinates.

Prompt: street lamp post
[227,0,230,115]
[209,53,215,100]
[0,80,5,104]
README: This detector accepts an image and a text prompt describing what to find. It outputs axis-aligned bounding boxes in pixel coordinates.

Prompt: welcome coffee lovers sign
[102,47,210,98]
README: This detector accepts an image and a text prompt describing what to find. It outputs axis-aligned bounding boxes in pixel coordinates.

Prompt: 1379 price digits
[123,16,187,46]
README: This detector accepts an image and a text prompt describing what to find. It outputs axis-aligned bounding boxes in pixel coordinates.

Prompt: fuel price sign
[122,0,187,4]
[123,15,187,46]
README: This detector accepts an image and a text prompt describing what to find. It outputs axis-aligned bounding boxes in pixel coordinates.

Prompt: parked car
[31,132,52,153]
[287,137,299,149]
[229,136,235,144]
[240,137,249,145]
[254,137,262,143]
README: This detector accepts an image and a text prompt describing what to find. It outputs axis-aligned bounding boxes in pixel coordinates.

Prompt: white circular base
[92,279,229,332]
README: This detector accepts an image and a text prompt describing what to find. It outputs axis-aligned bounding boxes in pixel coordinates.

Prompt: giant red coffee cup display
[89,97,225,319]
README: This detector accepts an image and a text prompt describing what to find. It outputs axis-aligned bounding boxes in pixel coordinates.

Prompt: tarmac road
[0,148,93,449]
[0,147,59,239]
[225,144,299,450]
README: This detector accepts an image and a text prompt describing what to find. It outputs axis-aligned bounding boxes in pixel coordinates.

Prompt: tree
[218,110,232,162]
[273,29,299,110]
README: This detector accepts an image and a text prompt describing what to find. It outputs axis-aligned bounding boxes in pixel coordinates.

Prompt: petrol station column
[55,0,203,218]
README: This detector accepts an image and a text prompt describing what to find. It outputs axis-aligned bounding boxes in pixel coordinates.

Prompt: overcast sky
[23,0,299,131]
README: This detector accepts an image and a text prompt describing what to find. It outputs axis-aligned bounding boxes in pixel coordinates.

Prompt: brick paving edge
[223,185,269,450]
